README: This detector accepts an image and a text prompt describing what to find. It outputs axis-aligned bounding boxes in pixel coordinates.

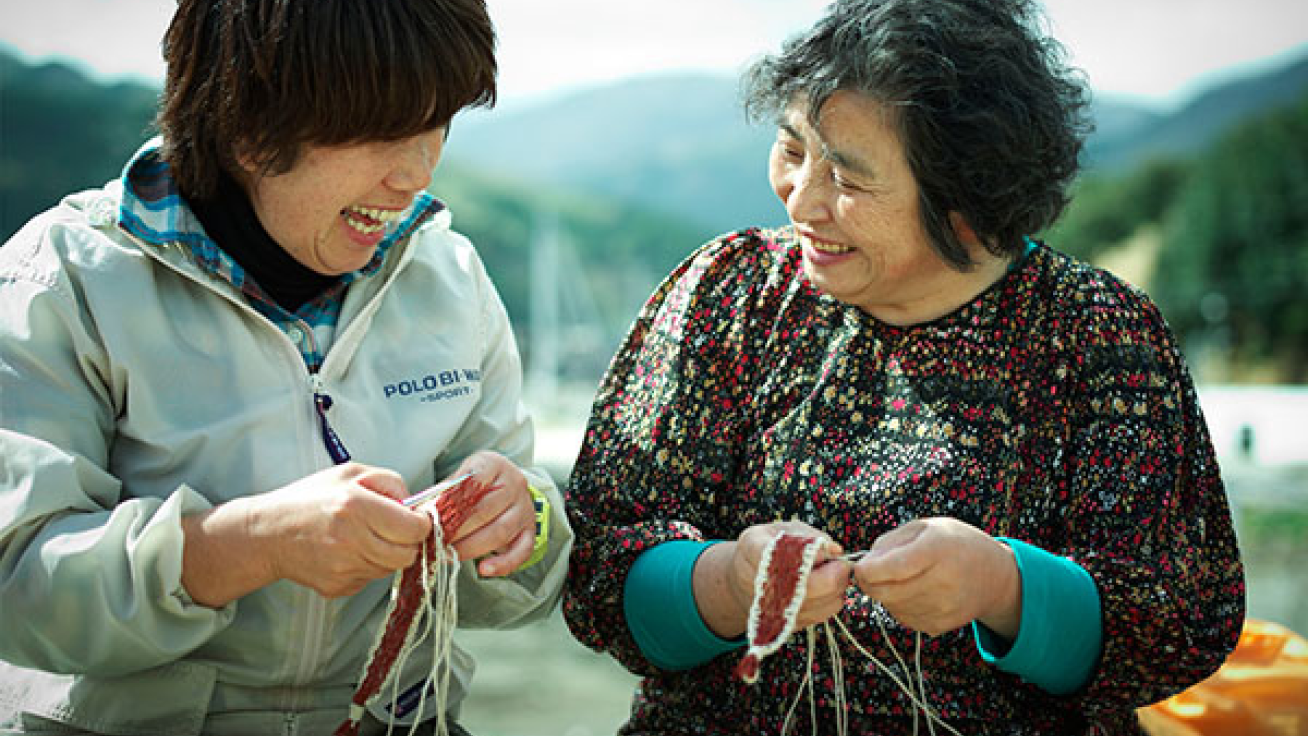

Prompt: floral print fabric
[563,227,1244,735]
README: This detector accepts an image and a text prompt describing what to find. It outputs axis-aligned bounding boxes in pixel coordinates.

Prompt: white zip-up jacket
[0,147,572,734]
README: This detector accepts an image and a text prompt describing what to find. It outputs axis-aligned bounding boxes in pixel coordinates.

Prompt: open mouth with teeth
[341,205,405,236]
[804,235,854,255]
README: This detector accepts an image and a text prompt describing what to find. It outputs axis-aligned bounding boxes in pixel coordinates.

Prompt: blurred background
[2,1,1306,734]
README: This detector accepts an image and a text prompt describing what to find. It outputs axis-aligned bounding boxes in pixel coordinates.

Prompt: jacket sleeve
[1054,289,1245,716]
[0,219,235,677]
[432,247,573,630]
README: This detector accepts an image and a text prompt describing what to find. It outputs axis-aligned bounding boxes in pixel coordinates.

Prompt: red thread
[736,533,823,683]
[334,476,495,733]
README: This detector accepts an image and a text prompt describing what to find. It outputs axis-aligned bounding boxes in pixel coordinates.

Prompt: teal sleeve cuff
[624,540,747,671]
[973,537,1103,695]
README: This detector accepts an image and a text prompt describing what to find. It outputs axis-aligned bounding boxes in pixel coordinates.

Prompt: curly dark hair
[157,0,497,200]
[744,0,1091,268]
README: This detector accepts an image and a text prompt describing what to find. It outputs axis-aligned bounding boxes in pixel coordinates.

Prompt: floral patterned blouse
[562,227,1245,735]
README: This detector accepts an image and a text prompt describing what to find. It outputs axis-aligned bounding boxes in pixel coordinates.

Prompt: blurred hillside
[0,51,157,236]
[3,47,1307,381]
[1047,91,1308,382]
[1085,55,1308,171]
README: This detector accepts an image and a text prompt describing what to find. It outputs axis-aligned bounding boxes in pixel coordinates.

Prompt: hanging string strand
[831,616,961,736]
[334,477,493,736]
[824,622,848,736]
[736,534,962,736]
[780,627,812,736]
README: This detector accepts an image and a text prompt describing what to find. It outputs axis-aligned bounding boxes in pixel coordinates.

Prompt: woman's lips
[800,232,855,264]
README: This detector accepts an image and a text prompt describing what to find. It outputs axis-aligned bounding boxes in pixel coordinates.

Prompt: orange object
[1140,619,1308,736]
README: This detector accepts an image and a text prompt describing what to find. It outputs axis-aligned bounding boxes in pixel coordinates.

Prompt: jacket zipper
[309,372,351,464]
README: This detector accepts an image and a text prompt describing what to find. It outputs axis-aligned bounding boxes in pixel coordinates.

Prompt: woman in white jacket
[0,0,571,733]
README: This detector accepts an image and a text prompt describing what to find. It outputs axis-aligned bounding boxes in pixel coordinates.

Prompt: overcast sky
[3,0,1306,109]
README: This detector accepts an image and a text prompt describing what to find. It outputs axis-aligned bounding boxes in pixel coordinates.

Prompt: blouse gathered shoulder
[562,227,1245,735]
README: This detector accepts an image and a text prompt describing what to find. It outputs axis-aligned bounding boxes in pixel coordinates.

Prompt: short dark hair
[744,0,1090,268]
[157,0,497,199]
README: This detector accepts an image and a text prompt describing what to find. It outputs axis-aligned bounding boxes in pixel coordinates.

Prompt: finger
[357,534,424,573]
[452,450,509,489]
[450,499,531,561]
[444,482,521,544]
[364,493,433,545]
[814,538,845,562]
[474,527,535,578]
[796,577,849,628]
[868,521,927,555]
[855,546,929,588]
[855,525,933,585]
[860,572,930,609]
[808,557,853,595]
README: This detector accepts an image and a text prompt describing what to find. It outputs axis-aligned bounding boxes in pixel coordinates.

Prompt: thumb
[857,530,925,585]
[356,467,408,503]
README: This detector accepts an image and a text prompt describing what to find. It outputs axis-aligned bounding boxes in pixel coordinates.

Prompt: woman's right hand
[253,463,433,597]
[693,520,852,639]
[181,463,432,606]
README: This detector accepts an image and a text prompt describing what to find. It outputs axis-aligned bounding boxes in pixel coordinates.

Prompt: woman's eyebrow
[823,146,877,180]
[778,122,804,141]
[779,120,877,180]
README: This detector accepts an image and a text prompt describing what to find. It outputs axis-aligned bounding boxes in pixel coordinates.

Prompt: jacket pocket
[0,660,215,736]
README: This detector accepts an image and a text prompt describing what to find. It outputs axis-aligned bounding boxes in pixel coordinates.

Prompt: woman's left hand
[437,451,537,577]
[851,517,1021,639]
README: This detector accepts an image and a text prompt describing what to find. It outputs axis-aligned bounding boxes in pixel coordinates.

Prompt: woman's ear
[232,142,261,178]
[948,211,982,248]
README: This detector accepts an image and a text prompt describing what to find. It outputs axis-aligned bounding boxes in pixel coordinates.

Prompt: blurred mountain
[0,48,712,372]
[1086,55,1308,171]
[444,73,786,235]
[446,53,1308,231]
[7,45,1307,244]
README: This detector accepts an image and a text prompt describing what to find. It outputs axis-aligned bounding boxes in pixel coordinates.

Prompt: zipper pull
[310,373,352,464]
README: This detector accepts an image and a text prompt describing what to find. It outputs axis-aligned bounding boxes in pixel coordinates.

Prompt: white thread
[742,535,824,682]
[832,616,962,736]
[742,535,962,735]
[824,623,848,736]
[351,503,462,736]
[390,507,460,736]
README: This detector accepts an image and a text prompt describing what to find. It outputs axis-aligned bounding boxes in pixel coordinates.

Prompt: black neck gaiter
[188,171,340,312]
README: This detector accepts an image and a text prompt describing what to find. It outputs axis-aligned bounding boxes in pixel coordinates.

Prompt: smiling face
[768,91,1010,325]
[238,127,446,276]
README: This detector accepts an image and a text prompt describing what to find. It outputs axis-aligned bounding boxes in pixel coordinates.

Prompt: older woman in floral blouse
[561,0,1245,733]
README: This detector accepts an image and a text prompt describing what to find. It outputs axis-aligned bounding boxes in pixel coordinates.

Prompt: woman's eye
[778,144,804,161]
[832,172,864,192]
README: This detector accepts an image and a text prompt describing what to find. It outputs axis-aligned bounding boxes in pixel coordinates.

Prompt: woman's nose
[385,136,438,193]
[783,164,829,224]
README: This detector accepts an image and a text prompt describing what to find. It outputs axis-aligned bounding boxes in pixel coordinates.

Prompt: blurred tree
[428,161,713,377]
[0,52,157,239]
[1046,157,1189,262]
[1153,95,1308,381]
